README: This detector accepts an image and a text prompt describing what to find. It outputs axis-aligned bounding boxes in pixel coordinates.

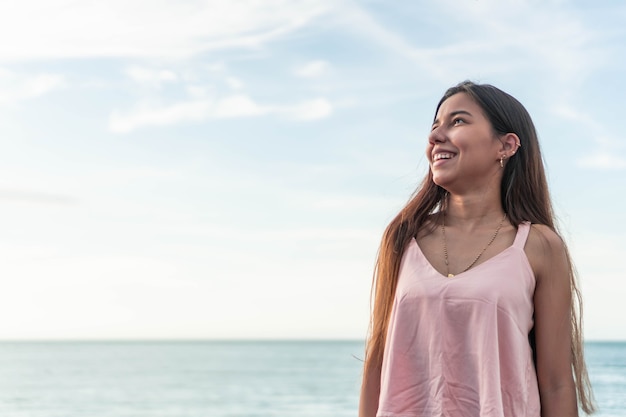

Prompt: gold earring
[500,155,505,168]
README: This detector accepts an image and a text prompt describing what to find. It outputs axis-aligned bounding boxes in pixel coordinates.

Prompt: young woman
[359,81,595,417]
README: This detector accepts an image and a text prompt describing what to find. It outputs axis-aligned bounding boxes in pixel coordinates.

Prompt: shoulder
[525,224,568,282]
[526,223,564,251]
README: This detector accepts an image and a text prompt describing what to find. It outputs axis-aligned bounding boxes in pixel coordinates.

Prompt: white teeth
[433,153,454,162]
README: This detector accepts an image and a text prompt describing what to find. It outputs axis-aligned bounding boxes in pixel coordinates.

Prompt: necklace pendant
[447,273,455,278]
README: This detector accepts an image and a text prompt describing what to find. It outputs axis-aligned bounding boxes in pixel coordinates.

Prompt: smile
[432,153,455,162]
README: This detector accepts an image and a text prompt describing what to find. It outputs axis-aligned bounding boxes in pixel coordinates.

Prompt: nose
[428,125,446,144]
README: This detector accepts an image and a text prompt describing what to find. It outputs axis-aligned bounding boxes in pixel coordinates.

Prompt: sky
[0,0,624,341]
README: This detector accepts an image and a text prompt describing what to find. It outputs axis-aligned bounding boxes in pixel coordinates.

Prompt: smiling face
[427,92,504,192]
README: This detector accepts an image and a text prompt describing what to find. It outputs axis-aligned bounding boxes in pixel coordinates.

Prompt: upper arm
[526,225,575,391]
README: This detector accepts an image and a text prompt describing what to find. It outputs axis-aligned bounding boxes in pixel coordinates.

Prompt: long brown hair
[364,81,595,414]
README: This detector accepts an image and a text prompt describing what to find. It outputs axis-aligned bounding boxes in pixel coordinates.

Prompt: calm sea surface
[0,340,623,416]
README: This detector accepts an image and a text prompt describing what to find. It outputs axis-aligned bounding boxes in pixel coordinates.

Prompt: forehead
[435,92,485,120]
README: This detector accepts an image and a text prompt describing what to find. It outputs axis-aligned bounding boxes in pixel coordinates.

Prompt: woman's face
[426,92,503,191]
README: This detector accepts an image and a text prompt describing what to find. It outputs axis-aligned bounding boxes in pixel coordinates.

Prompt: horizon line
[0,338,623,343]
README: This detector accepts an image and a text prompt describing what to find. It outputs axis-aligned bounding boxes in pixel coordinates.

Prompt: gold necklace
[442,212,507,278]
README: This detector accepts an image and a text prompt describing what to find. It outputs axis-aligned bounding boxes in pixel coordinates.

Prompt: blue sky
[0,0,624,340]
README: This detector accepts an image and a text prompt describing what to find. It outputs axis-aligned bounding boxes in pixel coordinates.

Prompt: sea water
[0,340,623,416]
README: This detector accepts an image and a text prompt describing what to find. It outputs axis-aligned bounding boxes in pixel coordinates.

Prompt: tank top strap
[512,221,532,249]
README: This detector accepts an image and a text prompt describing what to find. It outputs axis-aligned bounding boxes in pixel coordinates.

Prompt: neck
[444,190,505,230]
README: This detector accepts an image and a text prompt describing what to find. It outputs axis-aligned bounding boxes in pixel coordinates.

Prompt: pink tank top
[377,222,540,417]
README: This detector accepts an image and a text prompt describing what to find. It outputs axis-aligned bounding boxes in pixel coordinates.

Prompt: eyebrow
[432,110,474,126]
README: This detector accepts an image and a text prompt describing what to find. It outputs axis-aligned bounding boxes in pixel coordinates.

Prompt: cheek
[425,143,434,159]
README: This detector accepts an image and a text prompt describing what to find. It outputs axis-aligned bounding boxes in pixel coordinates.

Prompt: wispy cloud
[337,0,606,87]
[109,95,333,132]
[109,99,212,133]
[95,167,185,182]
[0,0,336,61]
[294,60,331,78]
[553,105,621,147]
[283,98,332,121]
[554,104,625,170]
[225,76,245,90]
[0,68,64,105]
[125,66,178,86]
[433,0,605,84]
[213,94,267,118]
[577,152,626,171]
[0,188,77,205]
[334,5,449,82]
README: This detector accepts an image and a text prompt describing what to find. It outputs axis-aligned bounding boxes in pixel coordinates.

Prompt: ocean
[0,340,623,416]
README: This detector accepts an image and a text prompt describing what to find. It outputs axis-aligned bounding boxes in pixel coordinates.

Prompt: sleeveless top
[377,222,540,417]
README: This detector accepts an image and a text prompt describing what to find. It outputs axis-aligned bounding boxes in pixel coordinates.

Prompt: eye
[452,118,466,126]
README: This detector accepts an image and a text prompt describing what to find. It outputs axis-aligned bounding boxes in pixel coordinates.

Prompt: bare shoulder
[525,224,568,281]
[526,224,565,251]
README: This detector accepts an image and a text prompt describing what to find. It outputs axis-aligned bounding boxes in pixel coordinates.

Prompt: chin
[431,173,450,188]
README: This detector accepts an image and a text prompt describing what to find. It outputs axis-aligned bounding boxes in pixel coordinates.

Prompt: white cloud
[0,68,64,105]
[553,105,601,131]
[309,194,396,211]
[169,223,378,244]
[186,84,214,99]
[0,0,336,61]
[554,104,625,166]
[125,66,178,86]
[214,94,267,118]
[337,10,437,78]
[577,152,626,170]
[337,1,604,86]
[284,97,333,120]
[226,76,245,90]
[294,60,330,78]
[109,99,212,133]
[570,233,626,339]
[94,167,185,183]
[0,188,77,205]
[109,94,333,132]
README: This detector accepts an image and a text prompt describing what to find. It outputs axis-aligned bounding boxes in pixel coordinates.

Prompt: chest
[396,239,536,313]
[417,225,519,278]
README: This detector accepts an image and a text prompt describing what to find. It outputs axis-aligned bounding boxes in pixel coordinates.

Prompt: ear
[498,133,521,158]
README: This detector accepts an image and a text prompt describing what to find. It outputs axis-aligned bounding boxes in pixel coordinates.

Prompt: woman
[359,81,595,417]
